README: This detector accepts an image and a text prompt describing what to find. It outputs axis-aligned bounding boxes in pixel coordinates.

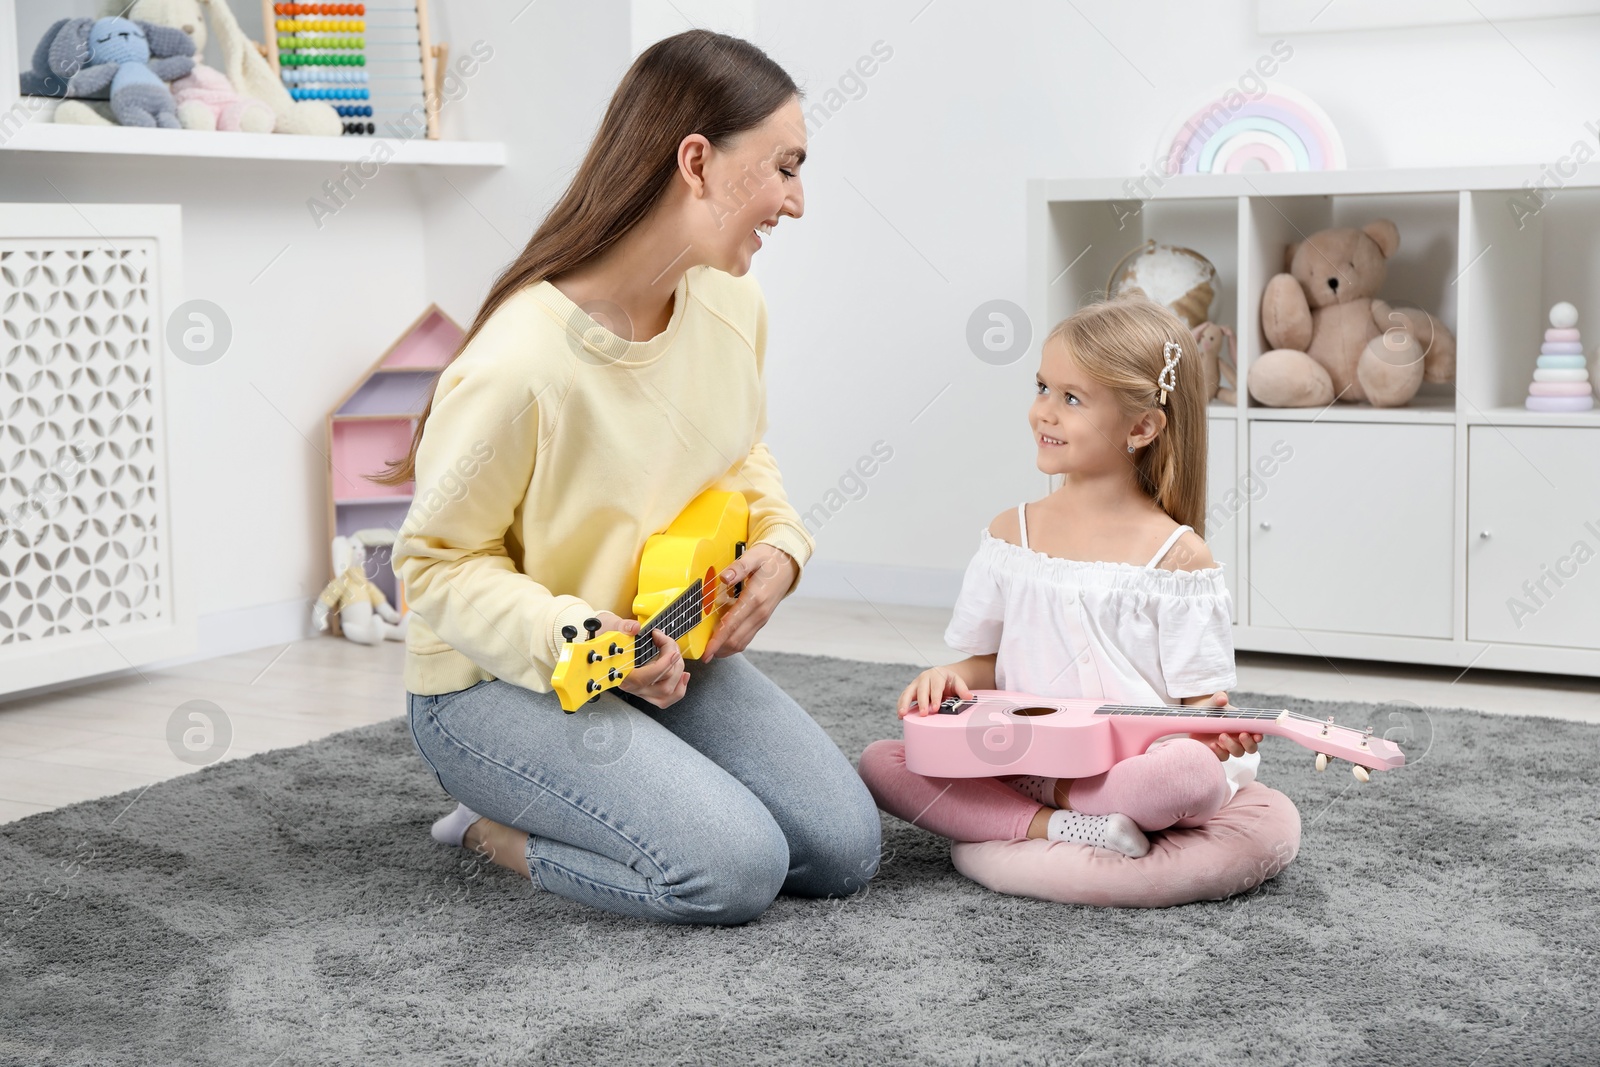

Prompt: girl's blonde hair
[1048,294,1208,539]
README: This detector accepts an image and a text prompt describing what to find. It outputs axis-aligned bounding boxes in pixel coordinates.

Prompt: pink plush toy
[170,63,273,132]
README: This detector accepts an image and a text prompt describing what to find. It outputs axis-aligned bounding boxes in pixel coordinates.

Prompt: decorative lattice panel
[0,241,169,646]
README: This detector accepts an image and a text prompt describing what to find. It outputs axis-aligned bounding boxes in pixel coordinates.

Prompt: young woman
[382,30,881,925]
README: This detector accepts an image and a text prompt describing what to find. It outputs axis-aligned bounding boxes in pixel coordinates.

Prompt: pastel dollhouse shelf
[324,303,465,612]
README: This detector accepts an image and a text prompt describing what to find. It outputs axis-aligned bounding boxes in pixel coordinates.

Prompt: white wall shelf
[1029,163,1600,678]
[2,102,505,166]
[0,4,505,167]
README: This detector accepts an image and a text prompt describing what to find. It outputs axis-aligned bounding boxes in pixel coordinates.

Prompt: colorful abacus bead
[275,3,365,13]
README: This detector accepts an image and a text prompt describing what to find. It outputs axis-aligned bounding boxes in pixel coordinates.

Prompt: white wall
[0,0,631,674]
[742,0,1600,604]
[5,0,1598,675]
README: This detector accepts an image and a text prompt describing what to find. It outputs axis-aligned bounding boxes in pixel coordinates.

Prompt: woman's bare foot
[462,816,532,880]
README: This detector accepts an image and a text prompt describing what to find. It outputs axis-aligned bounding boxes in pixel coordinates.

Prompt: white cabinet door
[1467,427,1600,650]
[1249,422,1454,639]
[1205,418,1239,622]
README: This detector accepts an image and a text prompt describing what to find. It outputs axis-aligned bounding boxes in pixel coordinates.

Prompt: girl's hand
[897,666,974,719]
[1182,689,1263,760]
[702,544,797,661]
[594,611,689,710]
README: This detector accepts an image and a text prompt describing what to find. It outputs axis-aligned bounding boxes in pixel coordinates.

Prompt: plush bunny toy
[312,536,409,645]
[62,17,192,128]
[54,0,276,132]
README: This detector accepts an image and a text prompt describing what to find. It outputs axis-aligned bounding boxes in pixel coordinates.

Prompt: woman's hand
[1182,689,1262,760]
[592,610,689,709]
[701,544,798,661]
[897,666,974,719]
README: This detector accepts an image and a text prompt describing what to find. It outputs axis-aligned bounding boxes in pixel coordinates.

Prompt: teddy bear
[25,16,195,127]
[1251,219,1456,408]
[1192,320,1237,405]
[312,536,409,645]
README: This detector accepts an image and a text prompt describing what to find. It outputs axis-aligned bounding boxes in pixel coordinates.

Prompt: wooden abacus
[261,0,448,139]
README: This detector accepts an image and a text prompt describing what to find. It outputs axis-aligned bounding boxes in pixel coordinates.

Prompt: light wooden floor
[3,596,1597,824]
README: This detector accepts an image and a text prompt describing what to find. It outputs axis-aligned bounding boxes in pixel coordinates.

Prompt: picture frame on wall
[1258,0,1600,33]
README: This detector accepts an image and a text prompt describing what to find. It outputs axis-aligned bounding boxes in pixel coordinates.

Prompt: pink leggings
[857,737,1231,842]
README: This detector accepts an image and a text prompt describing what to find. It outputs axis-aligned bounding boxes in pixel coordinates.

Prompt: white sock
[1009,775,1059,806]
[1046,809,1150,858]
[430,802,482,848]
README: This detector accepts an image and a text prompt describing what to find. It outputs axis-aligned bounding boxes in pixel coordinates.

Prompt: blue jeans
[406,651,882,925]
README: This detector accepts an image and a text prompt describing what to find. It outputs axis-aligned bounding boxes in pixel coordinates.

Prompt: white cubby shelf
[1028,164,1600,678]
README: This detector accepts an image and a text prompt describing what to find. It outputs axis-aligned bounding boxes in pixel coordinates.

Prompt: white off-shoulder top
[944,502,1260,800]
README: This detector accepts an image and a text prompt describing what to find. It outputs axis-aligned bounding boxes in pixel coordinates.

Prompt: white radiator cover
[0,205,194,696]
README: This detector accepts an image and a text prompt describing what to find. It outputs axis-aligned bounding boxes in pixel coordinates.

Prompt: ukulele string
[950,696,1359,734]
[627,576,735,667]
[568,579,713,673]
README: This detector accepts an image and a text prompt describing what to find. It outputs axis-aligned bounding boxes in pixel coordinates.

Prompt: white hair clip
[1158,341,1183,406]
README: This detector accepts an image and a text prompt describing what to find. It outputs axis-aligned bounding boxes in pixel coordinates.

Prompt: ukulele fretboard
[634,578,707,668]
[1093,703,1283,720]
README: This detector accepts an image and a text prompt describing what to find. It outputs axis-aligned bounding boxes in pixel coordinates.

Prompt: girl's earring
[1127,444,1136,453]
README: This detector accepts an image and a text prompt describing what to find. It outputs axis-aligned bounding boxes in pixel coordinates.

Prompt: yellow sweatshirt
[391,265,815,697]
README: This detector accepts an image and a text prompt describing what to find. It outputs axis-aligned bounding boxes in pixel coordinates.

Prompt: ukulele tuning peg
[1315,752,1329,772]
[584,617,601,639]
[1352,764,1370,783]
[561,625,578,642]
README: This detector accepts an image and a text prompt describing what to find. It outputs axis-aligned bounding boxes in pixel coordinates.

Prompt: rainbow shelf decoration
[1160,83,1345,175]
[274,3,375,136]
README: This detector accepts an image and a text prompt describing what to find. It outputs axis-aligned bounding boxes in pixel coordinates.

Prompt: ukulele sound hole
[1010,706,1059,717]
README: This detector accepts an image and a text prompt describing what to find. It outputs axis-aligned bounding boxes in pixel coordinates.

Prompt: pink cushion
[949,781,1300,908]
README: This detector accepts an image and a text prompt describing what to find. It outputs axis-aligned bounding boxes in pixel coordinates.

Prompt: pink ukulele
[901,690,1405,782]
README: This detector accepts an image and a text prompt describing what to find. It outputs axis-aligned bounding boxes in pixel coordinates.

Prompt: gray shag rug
[2,649,1596,1067]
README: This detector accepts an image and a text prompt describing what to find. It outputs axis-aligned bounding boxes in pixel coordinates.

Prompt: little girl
[858,295,1263,859]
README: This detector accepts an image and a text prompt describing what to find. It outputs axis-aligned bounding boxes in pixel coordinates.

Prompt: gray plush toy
[23,16,195,128]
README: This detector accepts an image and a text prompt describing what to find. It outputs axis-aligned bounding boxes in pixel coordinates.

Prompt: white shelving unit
[1029,164,1600,678]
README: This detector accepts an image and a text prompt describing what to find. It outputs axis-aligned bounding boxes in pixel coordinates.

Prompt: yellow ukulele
[550,489,749,712]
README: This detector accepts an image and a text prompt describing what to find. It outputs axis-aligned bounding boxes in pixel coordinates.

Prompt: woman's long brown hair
[372,29,798,486]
